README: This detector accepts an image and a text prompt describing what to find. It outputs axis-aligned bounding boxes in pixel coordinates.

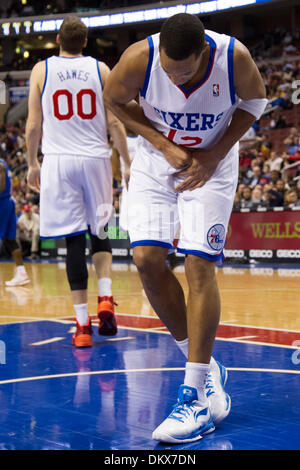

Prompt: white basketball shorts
[127,138,239,261]
[40,154,113,239]
[119,184,129,232]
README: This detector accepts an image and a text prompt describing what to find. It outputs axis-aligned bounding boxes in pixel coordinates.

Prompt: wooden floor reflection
[1,260,300,331]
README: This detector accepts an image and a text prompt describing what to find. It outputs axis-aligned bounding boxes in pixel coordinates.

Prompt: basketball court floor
[0,259,299,450]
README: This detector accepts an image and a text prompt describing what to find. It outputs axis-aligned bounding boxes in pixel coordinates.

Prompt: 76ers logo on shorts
[207,224,225,251]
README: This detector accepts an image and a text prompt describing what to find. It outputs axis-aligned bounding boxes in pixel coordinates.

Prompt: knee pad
[90,230,112,256]
[65,234,88,291]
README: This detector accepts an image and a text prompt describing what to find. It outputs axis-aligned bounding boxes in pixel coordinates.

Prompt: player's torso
[41,55,109,158]
[139,31,238,150]
[0,158,11,199]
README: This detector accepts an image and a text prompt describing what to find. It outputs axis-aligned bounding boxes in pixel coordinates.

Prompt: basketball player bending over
[26,17,131,347]
[103,13,267,443]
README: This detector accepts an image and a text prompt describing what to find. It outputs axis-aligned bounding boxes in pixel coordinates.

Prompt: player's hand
[27,164,41,193]
[174,149,222,193]
[163,141,192,170]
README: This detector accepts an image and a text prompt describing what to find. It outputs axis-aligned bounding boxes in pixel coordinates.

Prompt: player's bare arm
[103,41,191,170]
[0,162,6,193]
[100,61,131,187]
[25,61,45,193]
[175,40,267,193]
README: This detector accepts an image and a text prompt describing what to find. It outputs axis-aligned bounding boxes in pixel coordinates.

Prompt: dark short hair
[58,16,88,54]
[159,13,205,60]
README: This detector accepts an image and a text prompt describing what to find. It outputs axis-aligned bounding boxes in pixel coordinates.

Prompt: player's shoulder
[32,60,46,72]
[233,38,253,63]
[112,39,149,75]
[30,60,47,81]
[98,60,111,74]
[125,39,149,60]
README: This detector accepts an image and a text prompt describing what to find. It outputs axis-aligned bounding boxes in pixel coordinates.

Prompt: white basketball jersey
[139,31,239,150]
[41,55,110,158]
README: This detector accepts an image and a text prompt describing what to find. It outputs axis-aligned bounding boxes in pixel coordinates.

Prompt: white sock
[184,362,210,404]
[175,337,216,371]
[74,303,89,325]
[98,277,112,297]
[175,338,189,358]
[17,265,26,275]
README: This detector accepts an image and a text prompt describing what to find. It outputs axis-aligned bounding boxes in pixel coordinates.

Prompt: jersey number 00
[52,89,97,120]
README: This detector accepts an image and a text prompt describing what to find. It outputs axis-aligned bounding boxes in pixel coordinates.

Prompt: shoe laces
[205,373,215,397]
[168,400,195,423]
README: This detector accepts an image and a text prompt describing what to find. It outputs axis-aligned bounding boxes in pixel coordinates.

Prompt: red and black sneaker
[72,318,93,348]
[97,295,118,336]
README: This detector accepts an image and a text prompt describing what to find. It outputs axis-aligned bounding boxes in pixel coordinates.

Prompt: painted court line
[104,336,135,342]
[0,367,299,386]
[215,336,300,349]
[229,335,257,341]
[30,337,65,346]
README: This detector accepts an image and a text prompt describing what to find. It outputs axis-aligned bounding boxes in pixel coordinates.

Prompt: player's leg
[65,233,92,348]
[185,255,220,363]
[82,157,117,337]
[183,254,230,425]
[153,147,238,443]
[3,198,29,286]
[89,232,118,336]
[39,154,92,346]
[29,226,40,259]
[171,148,238,431]
[4,239,30,286]
[133,245,187,341]
[126,144,215,443]
[152,255,217,444]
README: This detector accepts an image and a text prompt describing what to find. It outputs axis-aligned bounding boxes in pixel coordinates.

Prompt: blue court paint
[0,320,299,450]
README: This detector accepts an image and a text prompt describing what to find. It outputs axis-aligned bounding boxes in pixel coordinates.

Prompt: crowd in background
[236,125,300,210]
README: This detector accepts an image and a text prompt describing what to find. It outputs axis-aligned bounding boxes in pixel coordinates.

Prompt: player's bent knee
[133,246,167,273]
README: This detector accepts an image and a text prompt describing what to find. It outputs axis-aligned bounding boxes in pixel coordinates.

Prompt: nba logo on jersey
[213,84,220,97]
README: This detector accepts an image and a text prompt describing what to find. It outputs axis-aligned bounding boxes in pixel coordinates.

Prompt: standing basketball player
[103,13,267,443]
[0,159,30,286]
[26,16,131,347]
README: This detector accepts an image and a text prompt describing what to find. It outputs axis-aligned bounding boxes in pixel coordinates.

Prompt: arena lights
[0,0,275,36]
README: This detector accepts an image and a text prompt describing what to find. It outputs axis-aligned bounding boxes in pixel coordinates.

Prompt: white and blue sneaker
[206,359,231,425]
[152,385,215,444]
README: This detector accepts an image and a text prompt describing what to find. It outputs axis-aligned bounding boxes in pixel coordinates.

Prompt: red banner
[226,210,300,249]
